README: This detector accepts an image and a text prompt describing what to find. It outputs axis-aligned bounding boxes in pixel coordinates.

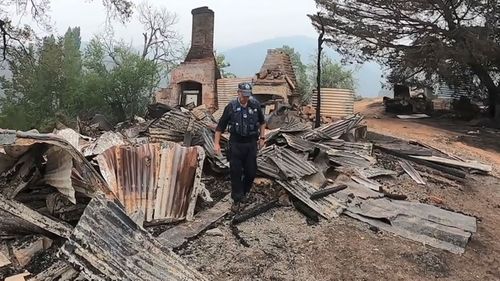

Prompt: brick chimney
[185,7,215,61]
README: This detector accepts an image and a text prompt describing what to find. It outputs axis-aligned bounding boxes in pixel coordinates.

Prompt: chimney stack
[185,7,214,61]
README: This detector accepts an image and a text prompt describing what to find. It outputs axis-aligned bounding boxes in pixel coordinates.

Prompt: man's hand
[258,138,265,150]
[214,131,222,155]
[214,143,222,155]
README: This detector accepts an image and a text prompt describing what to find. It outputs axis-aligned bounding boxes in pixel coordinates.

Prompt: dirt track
[176,99,500,281]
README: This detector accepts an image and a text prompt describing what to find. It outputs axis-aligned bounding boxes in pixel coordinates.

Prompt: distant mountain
[220,36,384,98]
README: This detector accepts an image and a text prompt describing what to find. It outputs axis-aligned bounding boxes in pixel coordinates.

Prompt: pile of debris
[0,101,492,280]
[254,114,484,254]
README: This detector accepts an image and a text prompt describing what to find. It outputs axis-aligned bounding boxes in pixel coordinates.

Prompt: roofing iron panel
[312,88,355,118]
[60,197,209,281]
[304,114,363,141]
[276,179,344,219]
[257,145,317,179]
[97,142,205,223]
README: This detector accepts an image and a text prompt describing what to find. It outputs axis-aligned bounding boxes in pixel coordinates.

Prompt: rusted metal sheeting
[311,88,355,118]
[304,114,363,141]
[276,179,344,219]
[97,142,205,223]
[258,145,317,179]
[60,196,208,281]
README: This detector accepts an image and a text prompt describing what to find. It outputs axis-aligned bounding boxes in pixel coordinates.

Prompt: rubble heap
[0,102,492,280]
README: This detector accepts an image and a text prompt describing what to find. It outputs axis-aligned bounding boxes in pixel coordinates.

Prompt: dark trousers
[229,140,257,202]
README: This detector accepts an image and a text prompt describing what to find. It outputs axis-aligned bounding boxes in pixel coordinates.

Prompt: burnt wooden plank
[158,194,231,248]
[0,194,72,238]
[232,199,279,225]
[310,184,348,200]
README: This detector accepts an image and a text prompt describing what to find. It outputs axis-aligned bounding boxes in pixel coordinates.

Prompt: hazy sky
[49,0,319,50]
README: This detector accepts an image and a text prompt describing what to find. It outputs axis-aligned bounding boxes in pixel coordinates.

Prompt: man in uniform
[214,82,266,211]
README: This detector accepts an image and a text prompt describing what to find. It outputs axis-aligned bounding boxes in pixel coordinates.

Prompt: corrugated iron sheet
[311,88,355,118]
[60,197,209,281]
[149,110,206,143]
[282,134,316,152]
[320,139,373,155]
[304,114,363,141]
[43,146,76,203]
[97,142,205,223]
[216,77,253,110]
[343,197,477,254]
[200,128,229,170]
[81,132,127,157]
[327,149,377,168]
[276,179,344,219]
[257,145,317,179]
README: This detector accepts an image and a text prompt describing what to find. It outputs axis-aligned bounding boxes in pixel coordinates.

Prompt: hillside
[220,36,384,97]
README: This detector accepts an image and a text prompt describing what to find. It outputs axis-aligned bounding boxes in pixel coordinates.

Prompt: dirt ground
[355,98,500,177]
[175,99,500,281]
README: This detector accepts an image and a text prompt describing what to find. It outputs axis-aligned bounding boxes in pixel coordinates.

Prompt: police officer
[214,82,266,212]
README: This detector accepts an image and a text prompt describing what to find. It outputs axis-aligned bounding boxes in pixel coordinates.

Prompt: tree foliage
[82,37,159,122]
[0,0,133,59]
[0,29,160,131]
[216,53,236,78]
[307,51,356,97]
[309,0,500,116]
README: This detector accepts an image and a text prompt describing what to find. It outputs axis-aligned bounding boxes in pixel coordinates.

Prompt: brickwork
[155,7,220,111]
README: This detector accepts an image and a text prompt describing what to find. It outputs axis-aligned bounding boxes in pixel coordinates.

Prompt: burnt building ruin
[156,7,221,111]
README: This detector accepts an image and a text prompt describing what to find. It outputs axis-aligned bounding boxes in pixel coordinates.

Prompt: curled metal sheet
[43,146,76,203]
[0,129,112,197]
[97,142,206,223]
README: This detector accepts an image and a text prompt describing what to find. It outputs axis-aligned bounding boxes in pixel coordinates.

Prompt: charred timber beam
[310,184,348,200]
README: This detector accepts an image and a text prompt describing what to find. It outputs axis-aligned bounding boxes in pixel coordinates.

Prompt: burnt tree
[315,13,326,128]
[309,0,500,118]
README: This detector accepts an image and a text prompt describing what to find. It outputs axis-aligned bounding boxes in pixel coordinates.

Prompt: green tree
[0,29,160,131]
[81,38,160,122]
[0,34,71,131]
[216,53,236,78]
[308,52,355,91]
[278,45,311,101]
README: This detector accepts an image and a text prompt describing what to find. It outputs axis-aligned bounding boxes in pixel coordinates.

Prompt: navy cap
[238,82,252,96]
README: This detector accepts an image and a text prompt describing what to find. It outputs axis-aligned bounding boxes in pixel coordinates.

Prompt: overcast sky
[49,0,319,50]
